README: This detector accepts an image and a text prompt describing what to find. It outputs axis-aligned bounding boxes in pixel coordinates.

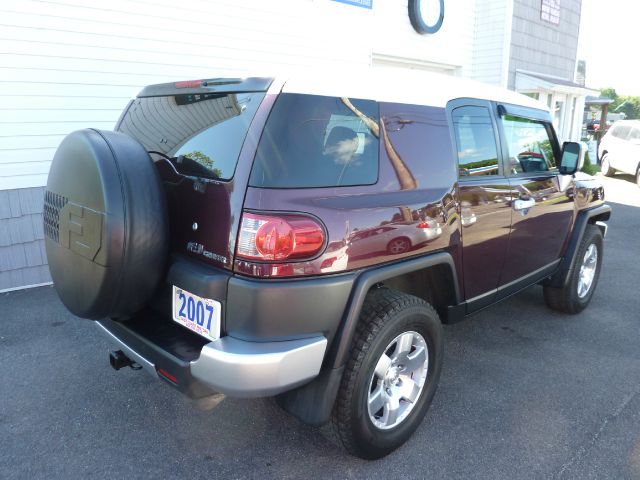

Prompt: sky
[577,0,640,95]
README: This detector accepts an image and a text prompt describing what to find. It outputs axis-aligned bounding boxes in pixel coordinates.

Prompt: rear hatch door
[116,78,275,270]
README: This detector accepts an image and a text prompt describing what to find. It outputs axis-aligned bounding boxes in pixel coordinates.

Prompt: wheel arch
[275,252,461,427]
[328,252,461,370]
[547,204,611,288]
[386,236,413,253]
[599,149,608,162]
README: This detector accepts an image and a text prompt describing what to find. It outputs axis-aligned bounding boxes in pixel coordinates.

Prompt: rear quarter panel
[240,102,462,289]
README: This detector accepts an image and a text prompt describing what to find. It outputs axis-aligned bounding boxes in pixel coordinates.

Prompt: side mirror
[559,141,584,175]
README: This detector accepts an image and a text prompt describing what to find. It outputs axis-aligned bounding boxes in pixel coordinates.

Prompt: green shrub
[581,151,599,176]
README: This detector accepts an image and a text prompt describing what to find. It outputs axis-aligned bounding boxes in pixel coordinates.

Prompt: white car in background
[599,120,640,186]
[348,220,443,257]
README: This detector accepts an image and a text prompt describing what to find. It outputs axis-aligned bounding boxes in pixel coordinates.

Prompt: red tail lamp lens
[416,222,431,229]
[237,212,325,261]
[175,80,202,88]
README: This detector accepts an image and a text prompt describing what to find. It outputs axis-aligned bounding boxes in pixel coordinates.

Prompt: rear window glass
[250,94,379,188]
[118,92,265,181]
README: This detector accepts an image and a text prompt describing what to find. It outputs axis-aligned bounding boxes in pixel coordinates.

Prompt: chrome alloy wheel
[577,243,598,298]
[367,331,429,430]
[387,238,410,254]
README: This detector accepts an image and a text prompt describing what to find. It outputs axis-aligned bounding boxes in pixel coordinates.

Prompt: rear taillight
[416,222,431,229]
[237,212,325,261]
[175,80,202,89]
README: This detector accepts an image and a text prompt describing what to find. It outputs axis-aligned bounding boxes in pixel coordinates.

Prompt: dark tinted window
[628,128,640,141]
[500,115,557,174]
[118,92,265,180]
[377,102,455,190]
[250,94,379,188]
[452,106,499,177]
[612,124,632,139]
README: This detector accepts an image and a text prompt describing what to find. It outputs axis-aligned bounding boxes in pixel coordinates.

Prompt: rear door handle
[513,198,535,211]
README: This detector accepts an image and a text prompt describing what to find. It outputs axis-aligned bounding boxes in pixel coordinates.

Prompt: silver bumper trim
[191,336,327,398]
[96,322,158,378]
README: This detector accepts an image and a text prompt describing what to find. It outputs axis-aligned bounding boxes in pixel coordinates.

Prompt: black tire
[44,129,169,319]
[600,153,615,176]
[386,237,411,255]
[543,224,603,314]
[332,288,443,459]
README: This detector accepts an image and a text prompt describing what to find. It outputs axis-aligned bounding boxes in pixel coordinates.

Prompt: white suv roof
[279,69,548,111]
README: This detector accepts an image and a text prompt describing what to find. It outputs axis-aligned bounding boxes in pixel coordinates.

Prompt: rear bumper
[191,336,326,397]
[97,318,327,398]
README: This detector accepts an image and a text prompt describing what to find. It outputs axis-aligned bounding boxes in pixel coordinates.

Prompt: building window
[541,0,560,26]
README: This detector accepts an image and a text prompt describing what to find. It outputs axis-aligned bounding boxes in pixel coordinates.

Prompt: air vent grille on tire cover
[44,190,68,244]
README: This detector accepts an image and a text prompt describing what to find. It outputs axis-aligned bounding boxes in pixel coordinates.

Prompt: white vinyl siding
[372,0,475,76]
[472,0,514,87]
[0,0,378,191]
[0,0,519,292]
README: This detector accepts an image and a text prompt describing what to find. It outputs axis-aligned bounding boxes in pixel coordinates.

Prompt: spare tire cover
[44,129,168,319]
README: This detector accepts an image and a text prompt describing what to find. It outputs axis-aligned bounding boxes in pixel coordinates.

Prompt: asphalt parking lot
[1,174,639,480]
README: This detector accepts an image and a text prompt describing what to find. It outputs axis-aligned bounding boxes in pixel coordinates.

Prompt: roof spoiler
[137,77,275,97]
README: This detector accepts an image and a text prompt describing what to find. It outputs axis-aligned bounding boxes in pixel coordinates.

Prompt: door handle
[513,198,535,211]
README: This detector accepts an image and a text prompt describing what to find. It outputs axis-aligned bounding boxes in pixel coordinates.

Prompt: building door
[449,100,513,311]
[495,107,574,292]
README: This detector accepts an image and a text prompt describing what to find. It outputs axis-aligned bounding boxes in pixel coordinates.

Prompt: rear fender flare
[328,252,460,369]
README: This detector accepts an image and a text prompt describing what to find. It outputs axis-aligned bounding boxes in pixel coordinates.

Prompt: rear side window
[612,125,632,139]
[500,115,557,174]
[250,94,379,188]
[452,106,500,177]
[118,92,265,181]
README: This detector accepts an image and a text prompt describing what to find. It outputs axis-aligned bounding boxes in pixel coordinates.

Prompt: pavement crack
[554,386,640,479]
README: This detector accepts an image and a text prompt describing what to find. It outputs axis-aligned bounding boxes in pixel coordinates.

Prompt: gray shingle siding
[0,186,51,291]
[508,0,582,89]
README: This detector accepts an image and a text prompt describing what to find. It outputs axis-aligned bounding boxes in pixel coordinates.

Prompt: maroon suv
[44,73,610,459]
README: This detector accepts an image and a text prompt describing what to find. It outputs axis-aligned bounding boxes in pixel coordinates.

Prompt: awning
[515,70,599,96]
[585,96,614,106]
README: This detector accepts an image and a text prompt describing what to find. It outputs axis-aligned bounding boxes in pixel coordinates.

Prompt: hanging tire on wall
[331,288,443,459]
[44,129,169,320]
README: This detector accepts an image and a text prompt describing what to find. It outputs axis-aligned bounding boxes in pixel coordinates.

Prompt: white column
[573,96,587,141]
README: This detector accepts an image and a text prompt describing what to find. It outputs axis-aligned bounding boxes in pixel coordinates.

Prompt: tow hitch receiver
[109,350,142,371]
